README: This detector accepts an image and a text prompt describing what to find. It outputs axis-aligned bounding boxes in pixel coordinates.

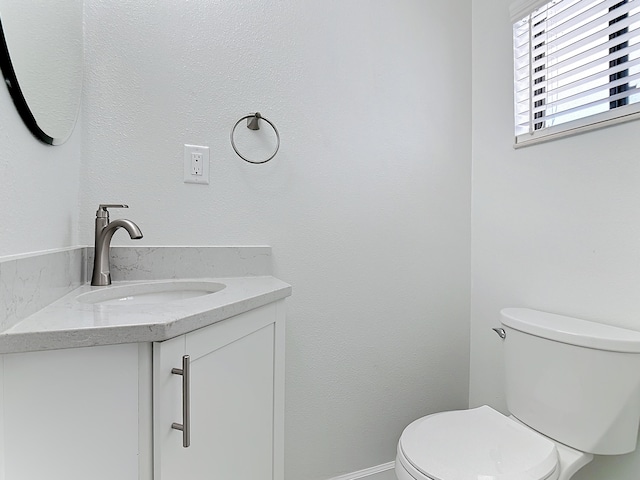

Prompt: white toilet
[396,307,640,480]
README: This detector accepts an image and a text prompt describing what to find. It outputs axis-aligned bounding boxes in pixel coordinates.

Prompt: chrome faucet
[91,204,143,286]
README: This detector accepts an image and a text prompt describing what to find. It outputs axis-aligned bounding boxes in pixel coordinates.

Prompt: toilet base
[554,441,593,480]
[395,443,436,480]
[394,461,417,480]
[395,450,424,480]
[394,415,594,480]
[508,415,594,480]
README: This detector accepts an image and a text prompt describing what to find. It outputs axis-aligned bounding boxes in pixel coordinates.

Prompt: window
[512,0,640,146]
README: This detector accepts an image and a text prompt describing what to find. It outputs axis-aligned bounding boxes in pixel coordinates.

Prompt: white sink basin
[76,280,226,306]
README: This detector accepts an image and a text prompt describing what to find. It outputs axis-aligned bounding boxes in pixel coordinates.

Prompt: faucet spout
[105,219,143,240]
[91,206,143,286]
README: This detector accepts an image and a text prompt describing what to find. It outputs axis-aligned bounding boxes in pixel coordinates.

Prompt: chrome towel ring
[230,112,280,164]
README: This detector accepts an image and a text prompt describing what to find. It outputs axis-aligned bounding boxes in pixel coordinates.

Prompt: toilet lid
[399,406,558,480]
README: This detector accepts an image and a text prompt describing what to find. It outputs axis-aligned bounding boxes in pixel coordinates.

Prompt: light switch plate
[184,144,210,184]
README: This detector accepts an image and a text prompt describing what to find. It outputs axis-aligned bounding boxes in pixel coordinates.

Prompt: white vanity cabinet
[0,300,285,480]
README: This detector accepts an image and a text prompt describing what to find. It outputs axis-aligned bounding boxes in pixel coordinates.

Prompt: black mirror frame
[0,16,56,145]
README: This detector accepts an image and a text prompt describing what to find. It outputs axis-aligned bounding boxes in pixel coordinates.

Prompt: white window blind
[513,0,640,146]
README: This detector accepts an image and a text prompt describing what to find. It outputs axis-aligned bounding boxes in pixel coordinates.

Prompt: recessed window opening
[512,0,640,146]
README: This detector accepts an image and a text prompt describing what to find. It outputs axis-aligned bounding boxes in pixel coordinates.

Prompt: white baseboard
[328,461,396,480]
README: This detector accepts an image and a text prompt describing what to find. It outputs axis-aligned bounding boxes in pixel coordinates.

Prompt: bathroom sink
[76,280,226,306]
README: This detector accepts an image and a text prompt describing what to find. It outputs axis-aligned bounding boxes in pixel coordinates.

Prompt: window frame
[512,0,640,147]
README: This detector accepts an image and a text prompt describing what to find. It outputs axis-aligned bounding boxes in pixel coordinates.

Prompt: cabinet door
[0,343,140,480]
[153,302,284,480]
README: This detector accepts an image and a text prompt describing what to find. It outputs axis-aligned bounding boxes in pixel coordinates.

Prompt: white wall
[471,1,640,479]
[81,1,471,478]
[0,73,81,257]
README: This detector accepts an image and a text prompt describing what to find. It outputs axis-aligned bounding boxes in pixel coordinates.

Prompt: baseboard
[328,461,396,480]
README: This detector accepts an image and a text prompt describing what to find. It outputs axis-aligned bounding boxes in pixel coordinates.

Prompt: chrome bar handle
[171,355,191,448]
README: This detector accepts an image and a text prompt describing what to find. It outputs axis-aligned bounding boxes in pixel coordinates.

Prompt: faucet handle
[96,204,129,218]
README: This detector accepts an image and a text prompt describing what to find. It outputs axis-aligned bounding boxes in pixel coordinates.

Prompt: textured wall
[0,62,81,257]
[81,1,472,478]
[471,1,640,478]
[0,0,83,141]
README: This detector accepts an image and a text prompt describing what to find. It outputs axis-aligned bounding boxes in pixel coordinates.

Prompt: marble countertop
[0,276,291,354]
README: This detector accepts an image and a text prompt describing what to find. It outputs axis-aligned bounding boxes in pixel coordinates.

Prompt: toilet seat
[397,406,559,480]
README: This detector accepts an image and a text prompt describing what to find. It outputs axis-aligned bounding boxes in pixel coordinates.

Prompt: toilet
[396,308,640,480]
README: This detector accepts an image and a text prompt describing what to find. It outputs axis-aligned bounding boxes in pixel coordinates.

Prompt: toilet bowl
[394,308,640,480]
[395,406,592,480]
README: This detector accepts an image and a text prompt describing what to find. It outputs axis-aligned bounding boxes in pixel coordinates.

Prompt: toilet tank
[500,308,640,455]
